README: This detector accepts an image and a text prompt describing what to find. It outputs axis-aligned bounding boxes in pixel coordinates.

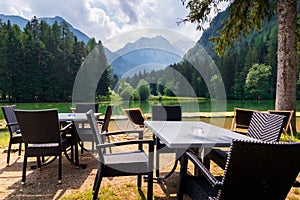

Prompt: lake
[0,99,296,120]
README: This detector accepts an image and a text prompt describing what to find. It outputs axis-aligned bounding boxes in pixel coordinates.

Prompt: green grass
[0,128,9,149]
[60,183,145,200]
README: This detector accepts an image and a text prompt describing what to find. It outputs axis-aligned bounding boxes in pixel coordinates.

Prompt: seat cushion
[103,150,149,174]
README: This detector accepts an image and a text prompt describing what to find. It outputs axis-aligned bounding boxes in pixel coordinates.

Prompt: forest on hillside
[3,6,300,102]
[0,16,111,102]
[123,5,300,100]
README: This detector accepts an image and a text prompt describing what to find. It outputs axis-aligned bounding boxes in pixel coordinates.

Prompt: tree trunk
[276,0,297,132]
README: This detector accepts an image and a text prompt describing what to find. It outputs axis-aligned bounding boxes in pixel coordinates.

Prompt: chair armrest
[60,123,73,132]
[102,130,144,139]
[97,139,154,149]
[6,122,18,127]
[186,150,223,189]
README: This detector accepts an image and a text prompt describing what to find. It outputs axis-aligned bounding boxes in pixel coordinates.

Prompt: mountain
[39,16,90,43]
[0,14,90,43]
[107,36,190,76]
[0,14,195,77]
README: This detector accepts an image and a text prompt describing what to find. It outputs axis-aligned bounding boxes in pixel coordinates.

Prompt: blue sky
[0,0,227,50]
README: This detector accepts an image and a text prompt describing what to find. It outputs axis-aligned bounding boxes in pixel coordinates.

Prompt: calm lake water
[0,99,296,120]
[0,99,299,137]
[0,99,298,123]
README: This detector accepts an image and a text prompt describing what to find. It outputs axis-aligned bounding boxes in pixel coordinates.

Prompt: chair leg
[58,153,62,184]
[22,155,28,184]
[155,152,160,177]
[137,175,142,188]
[147,171,153,200]
[37,156,42,168]
[7,142,12,165]
[93,167,103,200]
[18,143,22,156]
[93,167,100,191]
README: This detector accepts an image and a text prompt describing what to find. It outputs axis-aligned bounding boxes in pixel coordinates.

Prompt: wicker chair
[97,105,114,132]
[207,111,285,169]
[1,105,23,165]
[151,105,182,179]
[15,109,74,184]
[230,107,256,133]
[86,109,154,200]
[268,110,294,140]
[123,108,147,131]
[177,139,300,200]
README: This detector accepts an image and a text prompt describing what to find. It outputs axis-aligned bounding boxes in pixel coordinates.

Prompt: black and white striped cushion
[247,111,285,142]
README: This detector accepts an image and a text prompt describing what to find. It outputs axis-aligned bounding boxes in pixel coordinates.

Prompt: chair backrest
[267,110,294,133]
[15,109,61,144]
[219,140,300,200]
[123,108,145,126]
[2,105,20,133]
[152,105,182,121]
[75,103,99,113]
[101,105,114,132]
[231,107,256,131]
[247,111,285,142]
[86,109,105,161]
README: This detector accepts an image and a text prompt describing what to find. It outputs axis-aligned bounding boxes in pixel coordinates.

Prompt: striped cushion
[248,112,285,142]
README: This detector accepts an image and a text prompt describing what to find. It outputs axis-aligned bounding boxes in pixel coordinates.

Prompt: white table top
[145,121,258,149]
[58,113,101,122]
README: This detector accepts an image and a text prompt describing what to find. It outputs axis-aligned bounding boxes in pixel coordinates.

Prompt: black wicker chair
[15,109,74,184]
[2,105,23,165]
[177,139,300,200]
[230,107,256,133]
[152,105,182,179]
[207,111,285,169]
[86,109,154,200]
[123,108,147,131]
[97,104,114,132]
[268,110,294,140]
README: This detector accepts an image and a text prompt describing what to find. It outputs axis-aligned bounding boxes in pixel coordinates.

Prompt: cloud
[118,0,138,24]
[0,0,204,47]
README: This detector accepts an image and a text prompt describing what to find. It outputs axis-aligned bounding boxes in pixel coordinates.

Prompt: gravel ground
[0,118,299,200]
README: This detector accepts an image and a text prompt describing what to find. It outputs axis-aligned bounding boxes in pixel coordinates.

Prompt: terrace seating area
[0,105,299,199]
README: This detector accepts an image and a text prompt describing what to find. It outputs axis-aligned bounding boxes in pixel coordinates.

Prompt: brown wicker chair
[177,139,300,200]
[151,105,182,179]
[2,105,23,165]
[15,109,74,184]
[86,109,154,200]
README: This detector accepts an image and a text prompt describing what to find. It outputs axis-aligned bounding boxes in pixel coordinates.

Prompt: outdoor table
[144,121,258,177]
[58,113,101,167]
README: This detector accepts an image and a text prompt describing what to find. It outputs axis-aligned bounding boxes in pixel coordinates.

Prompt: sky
[0,0,227,51]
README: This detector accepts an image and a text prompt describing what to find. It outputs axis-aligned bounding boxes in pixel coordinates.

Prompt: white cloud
[0,0,207,50]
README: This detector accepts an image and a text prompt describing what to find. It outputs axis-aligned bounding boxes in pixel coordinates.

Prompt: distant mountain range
[0,14,90,43]
[106,35,193,76]
[0,14,196,77]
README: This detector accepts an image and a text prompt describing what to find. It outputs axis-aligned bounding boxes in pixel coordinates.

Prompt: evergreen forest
[0,16,111,102]
[123,6,300,100]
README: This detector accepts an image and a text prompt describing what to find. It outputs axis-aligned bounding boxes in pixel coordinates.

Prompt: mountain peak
[116,35,183,56]
[0,14,90,43]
